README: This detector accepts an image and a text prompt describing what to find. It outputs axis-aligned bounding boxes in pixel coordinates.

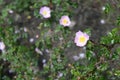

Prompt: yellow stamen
[63,19,68,24]
[79,36,86,43]
[43,11,47,15]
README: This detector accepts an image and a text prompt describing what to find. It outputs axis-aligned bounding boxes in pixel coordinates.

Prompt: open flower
[59,15,71,26]
[0,42,5,51]
[39,6,51,18]
[74,31,89,47]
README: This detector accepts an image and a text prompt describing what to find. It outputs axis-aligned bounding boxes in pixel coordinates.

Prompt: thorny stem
[89,39,120,62]
[90,39,120,51]
[49,0,53,9]
[82,39,120,78]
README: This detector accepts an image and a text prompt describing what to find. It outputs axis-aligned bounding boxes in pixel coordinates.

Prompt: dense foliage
[0,0,120,80]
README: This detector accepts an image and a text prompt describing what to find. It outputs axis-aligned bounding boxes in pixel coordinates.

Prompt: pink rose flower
[74,31,89,47]
[59,15,71,26]
[39,6,51,18]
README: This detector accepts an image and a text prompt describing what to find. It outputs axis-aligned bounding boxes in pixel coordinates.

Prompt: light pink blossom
[74,31,89,47]
[0,42,5,51]
[59,15,71,26]
[39,6,51,18]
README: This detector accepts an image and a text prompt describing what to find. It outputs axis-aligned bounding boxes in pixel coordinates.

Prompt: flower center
[79,36,86,43]
[43,11,47,15]
[63,19,68,24]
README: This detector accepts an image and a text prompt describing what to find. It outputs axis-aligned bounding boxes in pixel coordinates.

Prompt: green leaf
[104,4,111,14]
